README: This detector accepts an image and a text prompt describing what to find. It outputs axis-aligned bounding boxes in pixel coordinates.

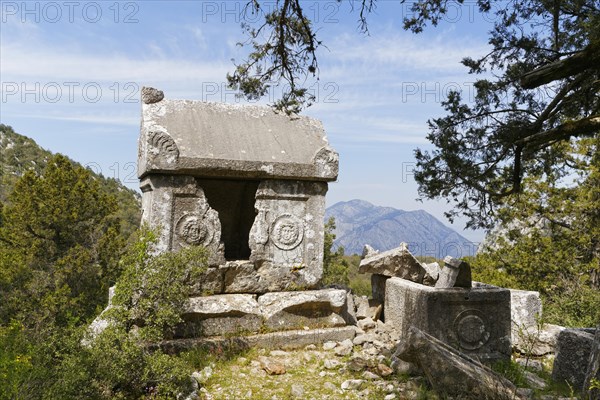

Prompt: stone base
[190,260,325,295]
[160,326,358,354]
[385,278,511,362]
[176,288,356,338]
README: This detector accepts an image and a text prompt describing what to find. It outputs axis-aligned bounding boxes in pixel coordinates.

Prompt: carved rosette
[453,309,491,350]
[148,130,179,161]
[175,213,214,247]
[313,146,339,179]
[271,213,304,250]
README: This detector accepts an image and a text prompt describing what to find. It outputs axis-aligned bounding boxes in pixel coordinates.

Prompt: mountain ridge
[325,199,477,258]
[0,124,141,237]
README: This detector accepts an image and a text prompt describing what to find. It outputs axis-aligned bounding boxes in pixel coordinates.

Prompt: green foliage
[44,325,194,400]
[0,124,49,202]
[57,229,208,399]
[543,281,600,328]
[321,217,350,286]
[345,254,372,296]
[0,228,208,400]
[107,227,208,341]
[0,322,33,400]
[0,153,126,327]
[473,137,600,327]
[226,0,321,114]
[411,1,600,228]
[0,124,141,239]
[0,148,202,399]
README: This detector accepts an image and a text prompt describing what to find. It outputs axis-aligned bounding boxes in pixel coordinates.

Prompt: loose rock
[377,363,394,377]
[259,357,286,375]
[341,379,364,390]
[290,383,304,398]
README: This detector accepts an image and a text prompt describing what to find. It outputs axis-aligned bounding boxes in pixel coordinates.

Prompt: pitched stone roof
[138,96,338,181]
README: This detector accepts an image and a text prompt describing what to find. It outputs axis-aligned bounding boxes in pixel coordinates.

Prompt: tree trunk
[520,40,600,89]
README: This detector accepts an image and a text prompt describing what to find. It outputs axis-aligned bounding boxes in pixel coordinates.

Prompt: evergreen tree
[322,217,350,286]
[0,154,124,327]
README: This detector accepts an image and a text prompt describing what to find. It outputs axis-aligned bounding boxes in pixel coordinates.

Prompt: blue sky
[0,0,496,242]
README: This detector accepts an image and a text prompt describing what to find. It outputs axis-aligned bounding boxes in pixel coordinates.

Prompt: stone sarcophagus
[385,278,512,362]
[138,89,339,294]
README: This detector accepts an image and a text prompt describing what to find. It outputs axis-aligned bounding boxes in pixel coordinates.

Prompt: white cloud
[1,41,229,83]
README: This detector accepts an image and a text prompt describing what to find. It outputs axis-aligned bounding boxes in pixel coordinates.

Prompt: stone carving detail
[141,86,164,104]
[175,214,214,247]
[148,130,179,159]
[454,310,490,350]
[271,213,304,250]
[313,146,339,178]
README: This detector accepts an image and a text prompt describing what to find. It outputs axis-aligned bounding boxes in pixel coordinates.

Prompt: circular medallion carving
[271,214,304,250]
[454,310,490,350]
[176,214,213,247]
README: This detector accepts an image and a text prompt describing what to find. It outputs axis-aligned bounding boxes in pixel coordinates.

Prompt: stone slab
[422,262,440,286]
[509,289,543,352]
[178,289,354,337]
[141,177,329,291]
[584,325,600,400]
[552,328,597,390]
[258,289,348,330]
[159,326,358,354]
[138,97,338,181]
[435,256,472,288]
[359,242,426,282]
[385,278,511,362]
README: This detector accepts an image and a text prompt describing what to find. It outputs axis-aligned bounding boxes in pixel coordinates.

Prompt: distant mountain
[325,199,477,258]
[0,124,141,237]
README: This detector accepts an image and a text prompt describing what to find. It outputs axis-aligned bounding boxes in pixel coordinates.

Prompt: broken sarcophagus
[138,89,339,294]
[135,88,357,342]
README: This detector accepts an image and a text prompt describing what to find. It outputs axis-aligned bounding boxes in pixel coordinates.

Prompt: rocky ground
[192,318,578,400]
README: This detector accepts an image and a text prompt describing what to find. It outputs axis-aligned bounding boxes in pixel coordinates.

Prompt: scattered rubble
[359,243,473,288]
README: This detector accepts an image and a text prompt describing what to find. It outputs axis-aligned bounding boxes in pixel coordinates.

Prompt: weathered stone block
[160,326,357,354]
[139,175,225,265]
[435,256,472,288]
[509,289,543,352]
[422,262,440,286]
[178,289,353,337]
[359,243,425,282]
[355,296,383,322]
[179,294,262,336]
[258,289,348,330]
[190,267,224,296]
[385,278,511,362]
[552,328,597,390]
[249,180,327,291]
[585,325,600,400]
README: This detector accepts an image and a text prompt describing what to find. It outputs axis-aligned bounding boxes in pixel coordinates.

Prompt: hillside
[325,199,476,258]
[0,124,141,237]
